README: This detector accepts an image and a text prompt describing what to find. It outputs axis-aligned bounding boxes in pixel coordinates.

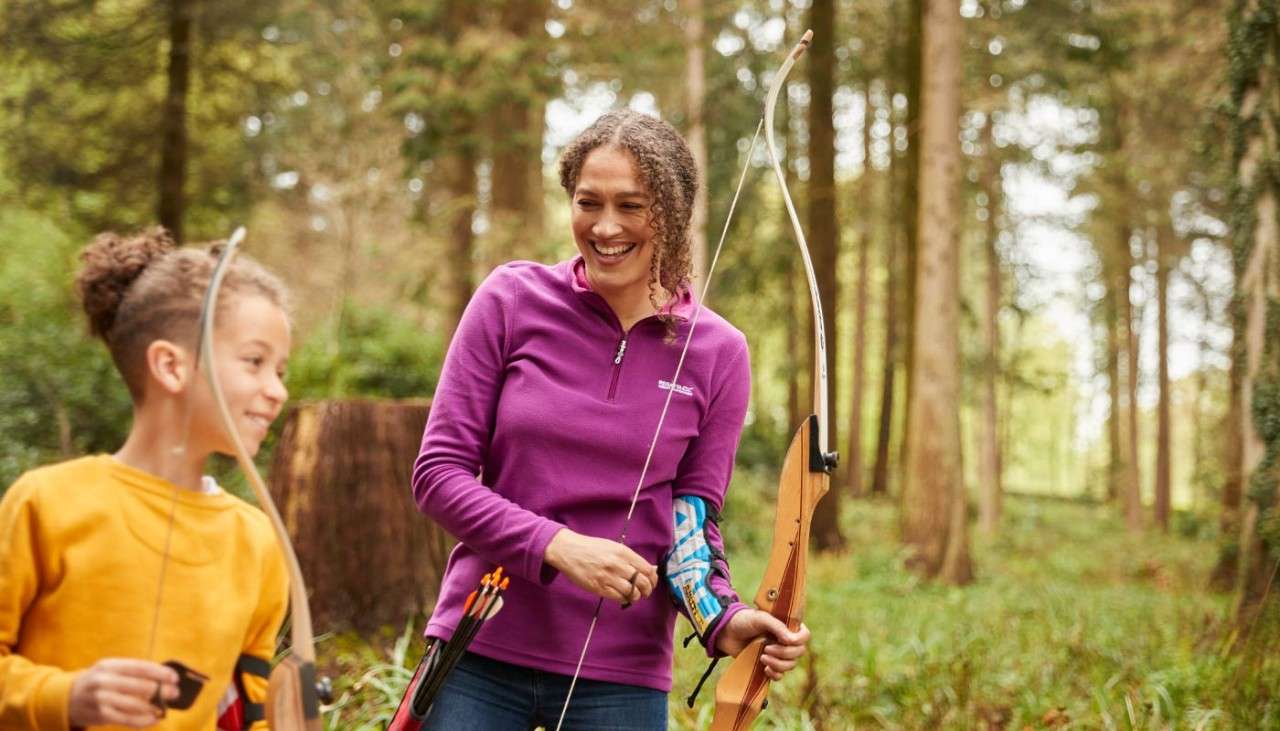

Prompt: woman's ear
[145,339,194,396]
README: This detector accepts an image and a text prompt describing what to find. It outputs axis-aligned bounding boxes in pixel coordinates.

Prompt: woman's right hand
[68,658,180,728]
[544,528,659,605]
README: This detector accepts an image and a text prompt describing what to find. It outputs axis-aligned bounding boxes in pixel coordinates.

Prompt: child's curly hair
[76,226,290,401]
[558,110,698,314]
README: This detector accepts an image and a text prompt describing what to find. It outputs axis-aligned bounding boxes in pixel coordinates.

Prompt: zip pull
[613,338,628,365]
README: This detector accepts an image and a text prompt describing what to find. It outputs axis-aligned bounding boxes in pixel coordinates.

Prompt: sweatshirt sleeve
[0,474,78,731]
[672,339,752,656]
[412,267,566,583]
[240,530,289,731]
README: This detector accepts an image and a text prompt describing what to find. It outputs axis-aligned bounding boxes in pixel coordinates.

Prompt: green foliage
[0,210,131,491]
[314,484,1277,729]
[0,0,292,237]
[287,303,444,400]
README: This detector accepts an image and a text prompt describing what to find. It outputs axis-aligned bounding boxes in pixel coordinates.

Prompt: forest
[1,0,1278,728]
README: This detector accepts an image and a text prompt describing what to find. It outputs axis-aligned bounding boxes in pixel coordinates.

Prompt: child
[0,227,294,730]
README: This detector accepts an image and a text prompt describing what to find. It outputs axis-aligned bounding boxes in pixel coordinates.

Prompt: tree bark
[779,81,805,430]
[269,399,452,633]
[158,0,192,242]
[845,82,873,498]
[898,0,923,481]
[490,0,546,264]
[1105,249,1124,503]
[1122,230,1143,531]
[978,120,1002,533]
[901,0,971,583]
[807,0,842,550]
[1154,224,1174,530]
[684,0,708,284]
[442,151,478,342]
[871,91,901,498]
[1227,0,1280,624]
[1211,307,1244,589]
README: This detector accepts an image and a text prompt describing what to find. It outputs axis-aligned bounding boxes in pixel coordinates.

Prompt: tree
[808,0,843,550]
[900,0,972,583]
[1228,0,1280,624]
[0,0,288,238]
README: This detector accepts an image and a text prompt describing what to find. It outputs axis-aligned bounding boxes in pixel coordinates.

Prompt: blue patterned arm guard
[664,495,734,646]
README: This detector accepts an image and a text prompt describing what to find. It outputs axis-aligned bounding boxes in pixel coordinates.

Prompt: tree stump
[269,399,451,633]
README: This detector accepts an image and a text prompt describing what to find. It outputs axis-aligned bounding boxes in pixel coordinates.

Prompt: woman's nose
[592,212,623,238]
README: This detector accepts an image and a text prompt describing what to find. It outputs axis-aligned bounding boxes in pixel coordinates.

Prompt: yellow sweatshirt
[0,455,288,730]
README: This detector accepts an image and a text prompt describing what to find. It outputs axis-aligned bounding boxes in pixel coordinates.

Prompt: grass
[315,469,1279,729]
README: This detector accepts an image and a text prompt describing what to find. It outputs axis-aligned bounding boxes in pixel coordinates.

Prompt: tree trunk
[684,0,708,284]
[490,0,546,264]
[846,82,873,498]
[443,151,478,341]
[1105,250,1124,503]
[807,0,842,551]
[269,399,452,633]
[1122,231,1143,531]
[871,94,901,498]
[1212,309,1244,589]
[901,0,971,583]
[898,0,923,482]
[780,81,805,430]
[978,119,1002,533]
[158,0,192,242]
[1231,0,1280,621]
[1154,224,1174,530]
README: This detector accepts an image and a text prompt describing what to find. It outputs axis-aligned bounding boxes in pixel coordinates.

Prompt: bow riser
[710,414,829,731]
[267,657,322,729]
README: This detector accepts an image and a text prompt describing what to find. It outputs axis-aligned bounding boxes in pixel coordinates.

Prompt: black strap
[234,654,271,730]
[685,657,721,708]
[241,702,266,725]
[236,654,271,679]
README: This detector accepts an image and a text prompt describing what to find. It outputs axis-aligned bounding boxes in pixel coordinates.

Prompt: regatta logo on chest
[658,379,694,397]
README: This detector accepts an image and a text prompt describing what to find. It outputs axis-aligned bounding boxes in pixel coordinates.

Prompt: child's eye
[244,356,265,368]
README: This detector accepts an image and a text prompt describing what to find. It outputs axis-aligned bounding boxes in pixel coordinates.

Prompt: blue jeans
[422,651,668,730]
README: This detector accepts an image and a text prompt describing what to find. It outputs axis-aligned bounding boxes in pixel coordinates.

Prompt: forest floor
[317,470,1279,730]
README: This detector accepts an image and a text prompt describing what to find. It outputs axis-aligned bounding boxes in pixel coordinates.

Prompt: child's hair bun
[75,227,175,340]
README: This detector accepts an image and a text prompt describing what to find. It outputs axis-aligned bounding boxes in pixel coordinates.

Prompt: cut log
[269,399,451,632]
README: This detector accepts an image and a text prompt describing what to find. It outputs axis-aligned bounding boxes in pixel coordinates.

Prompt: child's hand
[69,658,180,728]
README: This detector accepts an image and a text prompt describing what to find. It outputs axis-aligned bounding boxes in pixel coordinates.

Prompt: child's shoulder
[217,491,286,564]
[4,454,110,505]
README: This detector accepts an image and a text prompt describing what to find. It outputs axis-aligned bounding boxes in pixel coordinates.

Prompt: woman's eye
[245,356,264,368]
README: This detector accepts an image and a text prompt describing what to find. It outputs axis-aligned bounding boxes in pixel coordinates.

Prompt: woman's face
[570,145,658,304]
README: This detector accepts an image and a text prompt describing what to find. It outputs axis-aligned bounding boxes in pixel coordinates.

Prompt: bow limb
[709,30,835,731]
[200,229,324,730]
[765,30,828,450]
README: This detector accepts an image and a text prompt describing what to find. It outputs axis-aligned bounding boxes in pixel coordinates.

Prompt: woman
[412,110,809,729]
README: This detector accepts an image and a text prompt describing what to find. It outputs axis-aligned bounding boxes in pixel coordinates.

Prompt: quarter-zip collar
[565,256,697,325]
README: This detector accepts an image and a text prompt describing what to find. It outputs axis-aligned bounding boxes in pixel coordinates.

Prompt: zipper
[607,336,628,401]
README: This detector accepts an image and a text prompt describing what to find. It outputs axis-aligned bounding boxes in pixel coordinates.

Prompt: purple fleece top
[413,257,750,691]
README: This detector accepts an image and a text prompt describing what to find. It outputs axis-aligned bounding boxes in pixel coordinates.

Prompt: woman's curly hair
[558,110,698,313]
[76,226,290,402]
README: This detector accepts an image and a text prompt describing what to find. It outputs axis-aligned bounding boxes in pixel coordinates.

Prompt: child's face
[194,294,292,457]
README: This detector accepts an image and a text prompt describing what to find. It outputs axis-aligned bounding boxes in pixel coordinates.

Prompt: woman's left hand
[713,609,811,680]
